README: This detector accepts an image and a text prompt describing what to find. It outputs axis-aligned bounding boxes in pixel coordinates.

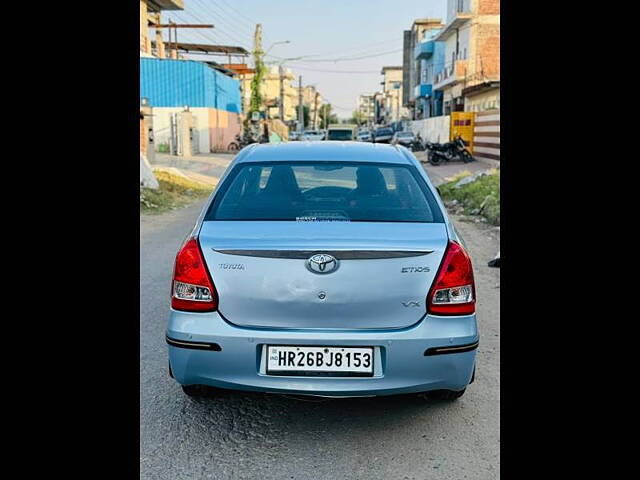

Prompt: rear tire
[425,388,466,401]
[228,142,240,152]
[428,152,441,166]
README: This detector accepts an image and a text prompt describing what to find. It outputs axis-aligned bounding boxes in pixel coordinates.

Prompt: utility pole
[313,91,319,130]
[298,75,303,132]
[250,24,265,124]
[279,64,285,121]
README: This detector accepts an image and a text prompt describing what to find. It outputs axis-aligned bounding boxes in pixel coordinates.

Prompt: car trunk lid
[199,221,448,330]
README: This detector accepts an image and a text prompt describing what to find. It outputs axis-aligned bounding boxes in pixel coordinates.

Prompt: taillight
[171,237,217,312]
[427,240,475,316]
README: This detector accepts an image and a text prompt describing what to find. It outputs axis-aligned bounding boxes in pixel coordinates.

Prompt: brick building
[433,0,500,114]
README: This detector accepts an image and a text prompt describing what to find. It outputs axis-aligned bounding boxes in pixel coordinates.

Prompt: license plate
[266,345,374,376]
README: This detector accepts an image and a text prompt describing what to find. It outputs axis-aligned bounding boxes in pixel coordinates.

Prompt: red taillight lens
[427,240,475,316]
[171,237,217,312]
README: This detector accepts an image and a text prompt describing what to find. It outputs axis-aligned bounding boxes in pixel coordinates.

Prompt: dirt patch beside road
[140,170,212,215]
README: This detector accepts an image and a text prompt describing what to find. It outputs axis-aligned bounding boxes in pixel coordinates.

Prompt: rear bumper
[167,311,478,397]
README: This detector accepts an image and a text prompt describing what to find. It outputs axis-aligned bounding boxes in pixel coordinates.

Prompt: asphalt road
[140,160,500,479]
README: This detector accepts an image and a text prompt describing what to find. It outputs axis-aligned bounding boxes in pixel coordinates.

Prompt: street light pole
[298,75,303,132]
[279,64,285,121]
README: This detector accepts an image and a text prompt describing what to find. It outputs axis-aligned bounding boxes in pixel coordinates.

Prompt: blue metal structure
[140,58,241,113]
[414,31,445,119]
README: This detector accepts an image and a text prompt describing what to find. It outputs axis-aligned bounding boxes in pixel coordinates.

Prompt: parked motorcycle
[452,135,475,163]
[411,134,426,152]
[425,135,475,165]
[227,131,258,151]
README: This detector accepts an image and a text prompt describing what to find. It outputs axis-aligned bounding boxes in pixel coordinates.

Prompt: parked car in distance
[289,131,300,141]
[300,130,325,141]
[391,131,417,148]
[167,141,478,401]
[372,127,394,143]
[357,129,372,142]
[326,124,357,141]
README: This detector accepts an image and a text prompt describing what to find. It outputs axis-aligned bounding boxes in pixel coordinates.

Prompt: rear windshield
[205,161,443,223]
[327,130,353,141]
[376,129,392,135]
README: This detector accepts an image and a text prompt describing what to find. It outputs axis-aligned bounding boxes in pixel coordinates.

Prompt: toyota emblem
[306,254,339,274]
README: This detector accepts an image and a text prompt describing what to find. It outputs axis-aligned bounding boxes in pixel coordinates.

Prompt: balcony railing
[433,60,467,88]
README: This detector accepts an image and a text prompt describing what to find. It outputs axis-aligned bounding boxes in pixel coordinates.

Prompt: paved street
[140,158,500,479]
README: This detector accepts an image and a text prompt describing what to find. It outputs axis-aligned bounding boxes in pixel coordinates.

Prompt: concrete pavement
[414,150,496,187]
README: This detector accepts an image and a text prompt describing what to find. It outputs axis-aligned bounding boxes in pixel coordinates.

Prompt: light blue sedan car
[167,141,478,400]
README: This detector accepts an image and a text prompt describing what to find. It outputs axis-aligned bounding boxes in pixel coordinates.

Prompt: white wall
[410,115,450,143]
[151,107,211,153]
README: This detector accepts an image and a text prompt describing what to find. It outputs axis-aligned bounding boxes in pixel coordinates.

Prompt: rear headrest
[263,165,301,198]
[355,166,387,196]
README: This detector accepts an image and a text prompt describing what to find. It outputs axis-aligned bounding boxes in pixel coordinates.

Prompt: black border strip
[166,335,222,351]
[424,340,479,356]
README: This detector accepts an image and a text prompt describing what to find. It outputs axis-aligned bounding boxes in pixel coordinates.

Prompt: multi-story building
[432,0,500,114]
[402,19,444,119]
[140,0,184,59]
[379,66,407,124]
[413,22,446,119]
[262,66,298,123]
[298,85,323,129]
[357,94,376,126]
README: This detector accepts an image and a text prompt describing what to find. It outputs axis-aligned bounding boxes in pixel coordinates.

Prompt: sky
[165,0,447,118]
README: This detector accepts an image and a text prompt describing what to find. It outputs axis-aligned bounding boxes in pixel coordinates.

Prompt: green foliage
[319,104,339,128]
[249,59,266,113]
[303,104,310,128]
[350,110,367,125]
[140,170,212,214]
[439,170,500,225]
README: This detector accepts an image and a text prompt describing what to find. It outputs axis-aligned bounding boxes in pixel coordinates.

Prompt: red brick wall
[477,24,500,78]
[140,116,147,155]
[479,0,500,15]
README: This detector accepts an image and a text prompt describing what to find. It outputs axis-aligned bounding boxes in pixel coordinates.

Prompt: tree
[303,104,310,129]
[249,62,266,114]
[319,104,339,128]
[350,110,367,126]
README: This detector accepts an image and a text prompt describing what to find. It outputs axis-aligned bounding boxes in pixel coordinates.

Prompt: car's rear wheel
[424,388,466,401]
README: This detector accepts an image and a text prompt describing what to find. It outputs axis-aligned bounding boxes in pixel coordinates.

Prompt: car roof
[236,141,413,164]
